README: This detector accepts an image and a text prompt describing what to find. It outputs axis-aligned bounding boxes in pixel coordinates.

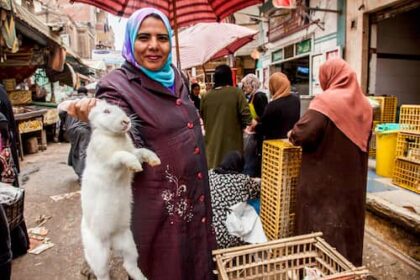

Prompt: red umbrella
[70,0,264,67]
[70,0,263,26]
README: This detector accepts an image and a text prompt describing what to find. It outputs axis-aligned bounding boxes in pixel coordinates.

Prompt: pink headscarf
[309,58,372,152]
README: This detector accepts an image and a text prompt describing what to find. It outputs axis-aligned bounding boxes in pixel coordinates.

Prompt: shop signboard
[272,49,283,62]
[272,0,296,8]
[296,39,311,55]
[284,45,294,59]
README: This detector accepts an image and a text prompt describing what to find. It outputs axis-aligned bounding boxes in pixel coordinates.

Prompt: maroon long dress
[290,109,369,266]
[96,62,216,280]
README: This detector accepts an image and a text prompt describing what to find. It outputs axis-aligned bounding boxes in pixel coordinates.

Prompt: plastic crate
[371,96,397,123]
[394,132,420,161]
[392,158,420,194]
[260,140,301,240]
[213,232,369,280]
[2,79,16,91]
[368,121,380,158]
[399,105,420,132]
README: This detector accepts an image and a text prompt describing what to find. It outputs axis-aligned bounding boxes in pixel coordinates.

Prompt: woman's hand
[60,98,97,122]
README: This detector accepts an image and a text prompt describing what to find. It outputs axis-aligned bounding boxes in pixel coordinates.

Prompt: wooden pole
[172,0,182,70]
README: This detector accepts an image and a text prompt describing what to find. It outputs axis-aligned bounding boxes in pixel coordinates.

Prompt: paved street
[11,143,420,279]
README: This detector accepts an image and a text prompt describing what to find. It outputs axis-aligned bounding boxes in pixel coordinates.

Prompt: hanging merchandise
[1,12,19,52]
[0,0,19,62]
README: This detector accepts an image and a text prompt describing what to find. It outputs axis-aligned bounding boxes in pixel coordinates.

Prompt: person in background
[63,8,215,280]
[242,74,267,122]
[253,72,300,140]
[241,74,267,177]
[76,86,88,96]
[62,115,91,181]
[288,58,372,266]
[208,151,260,249]
[190,83,201,110]
[200,64,251,169]
[58,85,91,180]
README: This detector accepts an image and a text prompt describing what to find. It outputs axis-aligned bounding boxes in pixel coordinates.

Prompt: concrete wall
[345,0,401,91]
[374,8,420,104]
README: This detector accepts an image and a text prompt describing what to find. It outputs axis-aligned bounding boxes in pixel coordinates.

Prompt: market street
[11,143,420,279]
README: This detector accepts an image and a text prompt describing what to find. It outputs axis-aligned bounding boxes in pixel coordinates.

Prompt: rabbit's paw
[125,157,143,172]
[136,149,161,167]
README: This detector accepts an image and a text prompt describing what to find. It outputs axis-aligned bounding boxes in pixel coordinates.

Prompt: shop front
[0,2,92,158]
[270,39,311,96]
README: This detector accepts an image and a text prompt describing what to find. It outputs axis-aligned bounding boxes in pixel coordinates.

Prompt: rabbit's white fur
[81,100,160,280]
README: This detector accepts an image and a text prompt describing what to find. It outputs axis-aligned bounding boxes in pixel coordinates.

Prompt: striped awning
[70,0,264,27]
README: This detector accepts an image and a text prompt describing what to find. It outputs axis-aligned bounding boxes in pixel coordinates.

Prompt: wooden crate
[399,105,420,132]
[8,90,32,105]
[2,79,16,91]
[371,96,397,123]
[213,232,369,280]
[18,118,43,134]
[260,140,301,240]
[43,108,59,125]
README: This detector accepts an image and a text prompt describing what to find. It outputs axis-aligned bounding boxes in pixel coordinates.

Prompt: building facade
[35,0,115,59]
[346,0,420,105]
[257,0,345,98]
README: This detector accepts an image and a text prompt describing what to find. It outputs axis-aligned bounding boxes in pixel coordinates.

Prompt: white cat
[80,100,160,280]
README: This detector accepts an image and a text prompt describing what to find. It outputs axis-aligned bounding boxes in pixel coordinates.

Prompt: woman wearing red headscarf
[288,58,372,266]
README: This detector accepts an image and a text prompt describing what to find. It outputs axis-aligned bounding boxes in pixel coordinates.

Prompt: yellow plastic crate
[368,121,380,158]
[212,232,369,280]
[371,96,397,123]
[260,140,301,240]
[392,158,420,194]
[395,132,420,161]
[399,105,420,132]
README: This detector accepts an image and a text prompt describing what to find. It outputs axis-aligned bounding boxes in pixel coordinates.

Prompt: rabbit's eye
[104,109,111,114]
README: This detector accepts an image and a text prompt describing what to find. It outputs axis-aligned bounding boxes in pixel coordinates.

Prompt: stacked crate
[2,79,32,105]
[392,105,420,193]
[260,140,301,240]
[369,96,398,158]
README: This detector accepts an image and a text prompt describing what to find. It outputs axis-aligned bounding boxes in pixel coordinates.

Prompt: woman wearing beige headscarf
[241,74,267,177]
[253,72,300,139]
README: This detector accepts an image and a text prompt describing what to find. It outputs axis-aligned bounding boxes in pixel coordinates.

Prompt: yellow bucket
[376,131,398,177]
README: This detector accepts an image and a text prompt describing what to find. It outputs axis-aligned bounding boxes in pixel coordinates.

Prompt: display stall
[0,2,92,159]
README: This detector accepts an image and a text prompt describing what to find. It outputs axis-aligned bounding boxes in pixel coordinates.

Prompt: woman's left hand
[59,98,97,122]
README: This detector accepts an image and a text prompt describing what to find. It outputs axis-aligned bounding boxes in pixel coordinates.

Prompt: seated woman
[208,151,260,249]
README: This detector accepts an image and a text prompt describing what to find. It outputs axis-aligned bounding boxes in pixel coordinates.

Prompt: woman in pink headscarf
[288,58,372,266]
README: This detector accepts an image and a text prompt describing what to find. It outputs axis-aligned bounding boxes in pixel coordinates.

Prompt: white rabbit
[80,100,160,280]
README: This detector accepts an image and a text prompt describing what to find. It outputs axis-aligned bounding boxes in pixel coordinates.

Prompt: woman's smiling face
[134,16,170,71]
